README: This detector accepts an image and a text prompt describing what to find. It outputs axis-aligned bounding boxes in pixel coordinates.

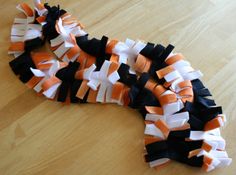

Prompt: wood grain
[0,0,236,174]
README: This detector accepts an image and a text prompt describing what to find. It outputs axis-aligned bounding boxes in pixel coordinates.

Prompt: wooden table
[0,0,235,174]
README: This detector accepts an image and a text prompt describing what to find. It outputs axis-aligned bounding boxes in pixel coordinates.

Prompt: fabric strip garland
[8,0,232,172]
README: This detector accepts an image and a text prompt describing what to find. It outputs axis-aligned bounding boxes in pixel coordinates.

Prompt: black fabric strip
[186,104,221,126]
[196,96,216,107]
[95,53,111,71]
[56,61,80,102]
[144,149,204,167]
[148,45,175,81]
[198,106,222,123]
[128,73,161,117]
[146,140,203,156]
[146,141,168,155]
[9,52,35,83]
[139,43,167,82]
[76,35,110,70]
[128,86,160,109]
[148,45,167,82]
[128,85,140,108]
[185,101,199,114]
[168,129,191,140]
[148,62,166,83]
[140,42,155,58]
[149,44,165,61]
[192,79,205,89]
[70,80,83,103]
[57,81,69,102]
[188,114,205,130]
[43,3,67,41]
[159,44,175,62]
[185,102,214,126]
[76,35,108,58]
[195,88,212,97]
[25,37,44,51]
[191,79,216,108]
[201,106,223,116]
[117,63,137,86]
[128,86,160,118]
[138,73,150,89]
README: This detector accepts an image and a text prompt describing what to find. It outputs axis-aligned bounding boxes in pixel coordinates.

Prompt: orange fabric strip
[159,94,177,106]
[144,136,163,145]
[20,3,34,17]
[9,42,24,52]
[110,54,119,63]
[106,40,119,54]
[87,88,98,103]
[156,65,174,79]
[26,76,43,89]
[204,117,222,131]
[41,76,61,91]
[152,85,166,99]
[165,53,184,65]
[111,82,125,101]
[154,120,169,138]
[76,80,89,99]
[134,54,148,73]
[145,106,163,115]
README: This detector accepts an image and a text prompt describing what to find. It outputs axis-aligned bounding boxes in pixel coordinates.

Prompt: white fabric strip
[34,0,48,16]
[190,131,226,150]
[30,59,62,98]
[197,150,232,171]
[14,18,27,24]
[163,99,184,115]
[144,124,165,139]
[149,158,170,168]
[145,112,189,129]
[54,43,70,58]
